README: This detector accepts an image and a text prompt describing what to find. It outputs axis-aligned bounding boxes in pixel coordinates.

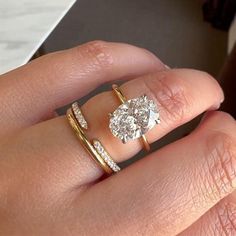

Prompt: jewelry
[109,84,160,151]
[72,102,88,130]
[93,140,121,172]
[67,107,120,174]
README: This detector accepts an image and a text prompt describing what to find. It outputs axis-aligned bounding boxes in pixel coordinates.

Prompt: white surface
[228,17,236,53]
[0,0,76,75]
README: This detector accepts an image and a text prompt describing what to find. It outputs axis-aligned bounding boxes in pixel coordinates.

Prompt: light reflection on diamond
[109,95,160,143]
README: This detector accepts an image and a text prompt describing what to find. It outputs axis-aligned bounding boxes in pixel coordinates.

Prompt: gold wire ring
[112,84,151,151]
[67,108,113,174]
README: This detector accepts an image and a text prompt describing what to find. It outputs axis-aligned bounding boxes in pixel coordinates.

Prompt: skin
[0,40,235,236]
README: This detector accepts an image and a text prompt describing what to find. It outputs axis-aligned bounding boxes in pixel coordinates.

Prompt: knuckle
[76,40,113,70]
[143,72,190,125]
[214,201,236,235]
[204,131,236,199]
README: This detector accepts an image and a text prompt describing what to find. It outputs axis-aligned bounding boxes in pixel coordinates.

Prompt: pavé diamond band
[72,102,88,130]
[67,104,120,174]
[109,84,160,151]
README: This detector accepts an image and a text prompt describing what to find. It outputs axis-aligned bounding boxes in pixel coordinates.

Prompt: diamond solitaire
[109,95,160,144]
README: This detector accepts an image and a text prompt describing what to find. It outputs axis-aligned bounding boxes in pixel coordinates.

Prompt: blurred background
[45,0,228,76]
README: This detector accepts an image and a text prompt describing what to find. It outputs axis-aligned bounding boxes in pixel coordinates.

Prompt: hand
[0,41,235,236]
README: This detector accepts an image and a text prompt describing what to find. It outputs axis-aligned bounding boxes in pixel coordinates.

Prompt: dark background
[44,0,227,76]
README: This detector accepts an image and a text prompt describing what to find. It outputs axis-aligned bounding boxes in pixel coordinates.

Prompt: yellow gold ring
[67,106,120,174]
[67,108,113,174]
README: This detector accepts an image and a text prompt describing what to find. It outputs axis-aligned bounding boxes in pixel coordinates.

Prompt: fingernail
[164,64,170,69]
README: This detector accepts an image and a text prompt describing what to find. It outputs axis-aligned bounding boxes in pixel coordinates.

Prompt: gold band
[112,84,126,103]
[66,108,113,174]
[112,84,150,151]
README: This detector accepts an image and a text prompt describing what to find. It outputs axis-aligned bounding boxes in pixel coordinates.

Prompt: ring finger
[1,68,224,191]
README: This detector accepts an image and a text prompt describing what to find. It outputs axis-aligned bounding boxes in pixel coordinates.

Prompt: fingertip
[172,69,224,111]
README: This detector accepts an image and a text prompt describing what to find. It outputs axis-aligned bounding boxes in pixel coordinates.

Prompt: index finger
[0,41,165,135]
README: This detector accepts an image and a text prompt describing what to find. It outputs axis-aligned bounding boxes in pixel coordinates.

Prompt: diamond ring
[109,84,160,151]
[67,103,121,174]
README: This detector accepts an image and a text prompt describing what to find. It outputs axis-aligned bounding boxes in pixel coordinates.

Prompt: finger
[7,68,223,188]
[1,68,223,201]
[69,111,236,236]
[0,41,165,134]
[179,196,236,236]
[83,68,224,160]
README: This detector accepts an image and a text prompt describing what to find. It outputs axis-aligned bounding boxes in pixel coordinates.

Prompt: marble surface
[0,0,76,75]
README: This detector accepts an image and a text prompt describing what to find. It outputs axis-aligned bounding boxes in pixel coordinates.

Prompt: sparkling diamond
[109,95,160,143]
[72,102,88,130]
[93,140,121,172]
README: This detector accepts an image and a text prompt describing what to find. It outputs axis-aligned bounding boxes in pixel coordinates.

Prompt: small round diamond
[92,140,121,173]
[72,102,88,129]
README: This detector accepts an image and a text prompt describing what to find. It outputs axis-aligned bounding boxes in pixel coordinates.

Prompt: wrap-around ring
[67,105,120,174]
